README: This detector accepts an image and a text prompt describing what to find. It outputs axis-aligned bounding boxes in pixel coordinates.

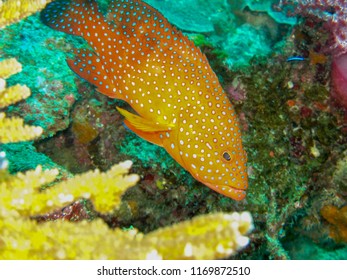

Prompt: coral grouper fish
[41,0,248,200]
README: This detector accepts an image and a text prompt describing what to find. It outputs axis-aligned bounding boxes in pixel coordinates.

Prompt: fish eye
[222,152,231,161]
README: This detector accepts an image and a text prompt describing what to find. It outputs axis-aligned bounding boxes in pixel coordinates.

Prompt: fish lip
[203,182,247,201]
[190,173,247,201]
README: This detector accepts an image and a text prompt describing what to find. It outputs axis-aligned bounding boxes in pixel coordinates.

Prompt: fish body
[41,0,248,200]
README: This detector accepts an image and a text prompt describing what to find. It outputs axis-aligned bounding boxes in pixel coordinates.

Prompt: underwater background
[0,0,347,259]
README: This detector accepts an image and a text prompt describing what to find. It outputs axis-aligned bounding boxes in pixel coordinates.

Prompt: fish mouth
[203,182,246,201]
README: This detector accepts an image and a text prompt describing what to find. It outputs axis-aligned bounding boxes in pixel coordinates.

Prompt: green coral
[2,142,56,173]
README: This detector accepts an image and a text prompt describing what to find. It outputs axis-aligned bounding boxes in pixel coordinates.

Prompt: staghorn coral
[0,210,253,260]
[0,112,43,143]
[0,58,30,108]
[0,58,43,143]
[0,84,30,109]
[22,163,137,215]
[0,0,52,29]
[0,161,139,216]
[0,157,254,259]
[143,211,253,260]
[0,57,22,78]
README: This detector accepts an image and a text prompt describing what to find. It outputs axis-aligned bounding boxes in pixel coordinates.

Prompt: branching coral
[0,162,253,259]
[0,57,43,143]
[0,84,30,108]
[0,161,140,216]
[0,58,30,108]
[0,57,22,78]
[0,0,52,29]
[0,113,43,143]
[143,211,253,260]
[0,210,253,260]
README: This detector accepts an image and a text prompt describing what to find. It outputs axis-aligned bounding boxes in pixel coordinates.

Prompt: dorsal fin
[66,49,120,98]
[41,0,102,37]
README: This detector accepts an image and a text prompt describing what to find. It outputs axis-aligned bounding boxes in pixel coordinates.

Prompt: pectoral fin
[117,106,173,146]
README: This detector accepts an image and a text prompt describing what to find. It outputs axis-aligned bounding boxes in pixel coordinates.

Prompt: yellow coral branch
[0,84,31,108]
[0,212,253,259]
[0,165,58,219]
[43,160,140,214]
[1,161,139,216]
[0,0,52,29]
[0,58,22,78]
[0,58,31,108]
[0,161,254,259]
[0,112,43,143]
[143,211,254,260]
[0,57,43,142]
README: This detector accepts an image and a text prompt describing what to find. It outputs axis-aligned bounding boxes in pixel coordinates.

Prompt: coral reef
[1,124,253,259]
[276,1,347,110]
[1,0,347,260]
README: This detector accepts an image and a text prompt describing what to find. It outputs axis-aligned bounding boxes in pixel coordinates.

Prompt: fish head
[176,104,248,201]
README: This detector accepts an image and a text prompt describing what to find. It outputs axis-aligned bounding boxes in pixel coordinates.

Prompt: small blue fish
[286,56,306,62]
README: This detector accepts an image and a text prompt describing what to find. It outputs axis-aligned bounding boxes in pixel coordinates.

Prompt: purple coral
[278,0,347,56]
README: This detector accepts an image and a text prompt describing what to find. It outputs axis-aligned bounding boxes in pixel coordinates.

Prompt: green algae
[1,142,56,173]
[117,132,189,183]
[232,57,347,258]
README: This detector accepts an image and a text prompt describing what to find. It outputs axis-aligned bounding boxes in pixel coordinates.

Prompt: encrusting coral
[321,205,347,243]
[0,57,43,143]
[0,0,52,29]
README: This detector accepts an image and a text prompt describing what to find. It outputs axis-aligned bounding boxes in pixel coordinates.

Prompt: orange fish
[41,0,248,200]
